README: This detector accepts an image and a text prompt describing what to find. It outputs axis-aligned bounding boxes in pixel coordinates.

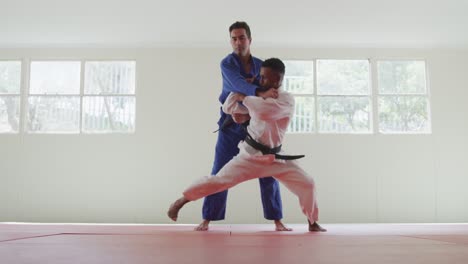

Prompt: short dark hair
[229,21,251,39]
[262,58,285,75]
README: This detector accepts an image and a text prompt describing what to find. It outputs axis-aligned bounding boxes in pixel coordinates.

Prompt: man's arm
[222,92,250,124]
[222,92,249,115]
[221,60,258,96]
[242,92,295,121]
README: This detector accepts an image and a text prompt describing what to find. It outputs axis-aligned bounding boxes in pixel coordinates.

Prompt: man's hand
[257,88,279,99]
[232,113,250,124]
[236,93,246,102]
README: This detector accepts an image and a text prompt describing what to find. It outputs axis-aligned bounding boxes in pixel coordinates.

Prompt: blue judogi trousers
[202,122,283,221]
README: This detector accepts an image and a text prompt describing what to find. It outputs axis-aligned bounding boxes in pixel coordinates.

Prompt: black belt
[212,115,237,133]
[213,115,250,133]
[244,132,305,161]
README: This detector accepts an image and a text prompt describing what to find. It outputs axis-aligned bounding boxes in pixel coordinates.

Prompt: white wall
[1,47,467,224]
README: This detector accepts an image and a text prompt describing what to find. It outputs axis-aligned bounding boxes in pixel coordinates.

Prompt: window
[284,59,372,134]
[0,61,21,133]
[377,60,430,133]
[283,61,315,133]
[27,61,81,133]
[25,60,136,134]
[317,60,371,133]
[283,59,430,134]
[83,61,136,133]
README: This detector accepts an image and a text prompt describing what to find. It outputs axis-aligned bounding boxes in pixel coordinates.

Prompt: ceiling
[1,0,467,48]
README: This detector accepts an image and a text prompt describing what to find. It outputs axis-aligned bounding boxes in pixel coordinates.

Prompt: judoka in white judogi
[168,58,325,232]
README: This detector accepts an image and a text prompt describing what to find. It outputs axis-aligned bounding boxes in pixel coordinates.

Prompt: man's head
[229,21,252,57]
[259,58,285,91]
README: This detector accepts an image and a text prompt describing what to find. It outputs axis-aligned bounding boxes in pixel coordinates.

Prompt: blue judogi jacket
[217,52,263,132]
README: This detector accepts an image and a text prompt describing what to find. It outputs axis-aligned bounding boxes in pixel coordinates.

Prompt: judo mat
[1,223,468,264]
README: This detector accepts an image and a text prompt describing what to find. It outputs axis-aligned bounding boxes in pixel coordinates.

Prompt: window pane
[30,61,80,94]
[283,61,314,94]
[378,61,426,94]
[317,60,370,95]
[288,97,315,133]
[0,96,20,133]
[318,96,371,133]
[85,61,136,94]
[0,61,21,94]
[378,96,430,133]
[27,96,80,133]
[82,96,135,133]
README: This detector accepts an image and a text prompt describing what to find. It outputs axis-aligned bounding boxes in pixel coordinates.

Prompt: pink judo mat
[1,223,468,264]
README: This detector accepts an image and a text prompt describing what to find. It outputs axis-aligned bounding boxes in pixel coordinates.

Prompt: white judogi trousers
[183,143,319,223]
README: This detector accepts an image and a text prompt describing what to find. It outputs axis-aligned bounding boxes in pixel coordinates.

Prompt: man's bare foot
[167,197,189,221]
[308,220,326,232]
[194,220,210,231]
[274,219,292,231]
